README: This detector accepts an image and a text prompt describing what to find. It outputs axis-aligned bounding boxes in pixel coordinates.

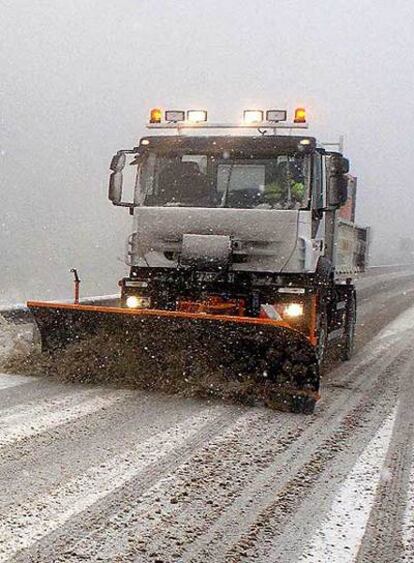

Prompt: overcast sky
[1,0,413,302]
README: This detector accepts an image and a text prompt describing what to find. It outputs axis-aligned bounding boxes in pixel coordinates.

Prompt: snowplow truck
[28,107,369,413]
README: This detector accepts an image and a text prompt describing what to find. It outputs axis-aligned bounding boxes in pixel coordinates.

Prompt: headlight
[126,295,150,309]
[283,303,304,318]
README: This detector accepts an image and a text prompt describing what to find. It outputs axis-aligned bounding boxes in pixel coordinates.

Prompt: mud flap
[28,303,320,414]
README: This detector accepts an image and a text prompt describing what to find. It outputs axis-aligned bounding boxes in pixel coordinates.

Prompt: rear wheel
[341,290,356,361]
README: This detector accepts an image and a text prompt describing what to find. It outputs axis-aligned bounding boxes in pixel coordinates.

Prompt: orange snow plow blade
[27,301,320,414]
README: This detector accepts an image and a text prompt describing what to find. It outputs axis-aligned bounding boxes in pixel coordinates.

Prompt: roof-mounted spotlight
[243,110,263,124]
[165,110,185,122]
[187,110,208,122]
[266,109,287,122]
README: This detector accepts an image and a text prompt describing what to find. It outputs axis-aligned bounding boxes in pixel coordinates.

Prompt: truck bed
[333,218,370,278]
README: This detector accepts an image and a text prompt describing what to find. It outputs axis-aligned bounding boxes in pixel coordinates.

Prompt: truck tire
[341,290,356,361]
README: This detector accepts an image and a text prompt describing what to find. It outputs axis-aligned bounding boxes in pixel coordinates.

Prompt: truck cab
[110,135,352,267]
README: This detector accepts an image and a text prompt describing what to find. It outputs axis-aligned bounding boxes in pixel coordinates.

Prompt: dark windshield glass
[139,151,310,209]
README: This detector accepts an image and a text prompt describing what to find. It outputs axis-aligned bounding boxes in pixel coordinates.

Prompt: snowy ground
[0,269,414,562]
[0,316,36,365]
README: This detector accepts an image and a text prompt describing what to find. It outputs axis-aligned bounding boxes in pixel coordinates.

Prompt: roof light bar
[146,106,308,130]
[147,121,308,130]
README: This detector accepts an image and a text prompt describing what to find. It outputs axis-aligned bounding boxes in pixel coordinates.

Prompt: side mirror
[109,171,123,204]
[110,152,126,172]
[329,154,349,175]
[109,151,126,204]
[328,175,348,207]
[108,148,139,208]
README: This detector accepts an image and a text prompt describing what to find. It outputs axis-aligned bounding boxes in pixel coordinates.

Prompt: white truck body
[129,207,368,280]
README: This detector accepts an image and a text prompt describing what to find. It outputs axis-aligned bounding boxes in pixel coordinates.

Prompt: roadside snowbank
[0,316,36,365]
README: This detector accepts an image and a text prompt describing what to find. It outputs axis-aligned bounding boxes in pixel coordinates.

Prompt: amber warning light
[150,108,162,124]
[294,107,307,123]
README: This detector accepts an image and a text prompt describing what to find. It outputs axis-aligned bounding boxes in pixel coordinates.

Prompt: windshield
[138,151,310,209]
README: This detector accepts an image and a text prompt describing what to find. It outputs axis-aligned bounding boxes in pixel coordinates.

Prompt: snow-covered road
[0,269,414,562]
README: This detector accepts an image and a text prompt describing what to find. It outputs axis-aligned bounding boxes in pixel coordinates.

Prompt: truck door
[323,154,336,263]
[311,152,324,238]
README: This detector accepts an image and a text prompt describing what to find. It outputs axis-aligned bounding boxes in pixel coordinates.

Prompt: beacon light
[149,108,162,124]
[294,107,307,123]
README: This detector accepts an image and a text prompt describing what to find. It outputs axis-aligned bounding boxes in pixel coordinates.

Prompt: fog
[1,0,413,304]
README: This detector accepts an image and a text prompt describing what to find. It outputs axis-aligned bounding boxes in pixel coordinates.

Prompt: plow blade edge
[27,302,320,414]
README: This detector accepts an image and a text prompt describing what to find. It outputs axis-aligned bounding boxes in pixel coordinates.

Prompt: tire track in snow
[297,405,398,563]
[352,358,414,563]
[45,410,284,562]
[402,452,414,560]
[179,342,409,562]
[0,407,224,562]
[0,388,133,448]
